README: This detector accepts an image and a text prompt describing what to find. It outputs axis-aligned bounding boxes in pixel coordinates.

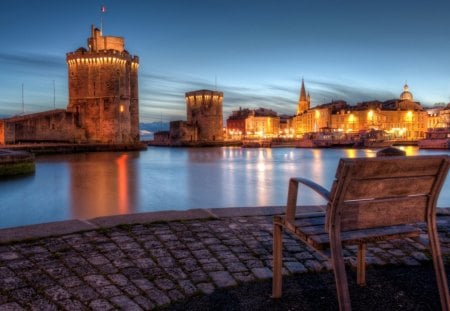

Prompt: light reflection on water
[0,147,448,229]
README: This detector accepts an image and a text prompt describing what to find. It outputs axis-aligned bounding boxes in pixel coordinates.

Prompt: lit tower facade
[66,26,139,143]
[185,90,223,141]
[297,79,310,114]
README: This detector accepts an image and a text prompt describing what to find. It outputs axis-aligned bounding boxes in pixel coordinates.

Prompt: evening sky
[0,0,449,122]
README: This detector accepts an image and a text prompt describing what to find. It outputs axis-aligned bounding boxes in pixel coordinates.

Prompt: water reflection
[68,152,139,219]
[0,147,448,229]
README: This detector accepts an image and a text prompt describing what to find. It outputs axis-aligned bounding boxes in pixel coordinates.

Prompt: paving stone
[86,255,109,266]
[44,285,71,301]
[44,265,72,279]
[0,302,24,311]
[57,299,86,311]
[96,285,122,298]
[89,299,114,311]
[112,258,134,269]
[209,271,237,288]
[294,251,314,260]
[304,259,324,272]
[133,279,155,292]
[189,269,209,283]
[157,256,176,268]
[134,295,156,310]
[72,264,98,276]
[121,267,145,280]
[0,266,15,278]
[121,284,142,297]
[70,286,100,302]
[284,261,307,274]
[20,270,55,288]
[164,267,187,280]
[197,282,215,295]
[222,260,248,273]
[108,273,129,286]
[9,287,37,303]
[177,279,198,296]
[411,251,429,261]
[134,257,156,269]
[111,295,144,310]
[95,263,119,274]
[171,249,191,259]
[244,259,264,269]
[84,275,111,287]
[7,259,35,270]
[251,267,273,280]
[0,276,27,290]
[167,289,186,302]
[388,249,406,257]
[402,256,421,266]
[0,252,21,261]
[146,289,171,306]
[232,271,256,283]
[154,278,175,291]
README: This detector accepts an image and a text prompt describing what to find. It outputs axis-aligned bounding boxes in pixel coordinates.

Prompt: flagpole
[100,6,106,35]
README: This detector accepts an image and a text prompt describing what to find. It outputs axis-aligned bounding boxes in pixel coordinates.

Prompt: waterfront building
[291,83,429,140]
[244,108,280,138]
[0,25,140,145]
[226,108,252,140]
[426,104,450,129]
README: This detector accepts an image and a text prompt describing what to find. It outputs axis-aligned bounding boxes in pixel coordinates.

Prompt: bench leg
[357,243,366,286]
[428,220,450,310]
[272,219,283,298]
[330,237,352,311]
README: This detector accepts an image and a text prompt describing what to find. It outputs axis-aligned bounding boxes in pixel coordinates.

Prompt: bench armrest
[285,177,330,223]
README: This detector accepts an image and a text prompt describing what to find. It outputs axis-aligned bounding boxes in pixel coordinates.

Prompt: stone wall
[0,110,81,144]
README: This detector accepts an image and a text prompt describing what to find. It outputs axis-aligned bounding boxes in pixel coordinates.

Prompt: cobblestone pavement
[0,214,449,310]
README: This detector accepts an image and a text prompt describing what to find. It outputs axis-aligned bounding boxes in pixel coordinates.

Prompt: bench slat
[344,177,435,200]
[339,196,427,231]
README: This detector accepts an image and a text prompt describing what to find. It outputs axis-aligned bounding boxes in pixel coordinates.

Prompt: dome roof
[400,84,413,101]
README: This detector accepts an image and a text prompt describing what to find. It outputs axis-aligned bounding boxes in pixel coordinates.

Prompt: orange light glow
[116,154,129,214]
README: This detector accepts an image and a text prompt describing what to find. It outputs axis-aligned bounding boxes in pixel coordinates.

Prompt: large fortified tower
[66,26,139,143]
[185,90,223,141]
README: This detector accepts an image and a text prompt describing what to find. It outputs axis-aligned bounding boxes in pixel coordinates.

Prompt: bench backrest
[325,155,449,232]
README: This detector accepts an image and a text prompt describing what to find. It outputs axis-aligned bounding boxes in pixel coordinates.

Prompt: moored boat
[418,128,450,149]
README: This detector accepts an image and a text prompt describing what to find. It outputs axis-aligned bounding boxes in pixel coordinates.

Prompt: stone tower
[297,79,310,114]
[66,25,139,143]
[185,90,223,141]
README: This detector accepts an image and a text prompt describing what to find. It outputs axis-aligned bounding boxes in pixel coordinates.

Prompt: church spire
[297,78,310,115]
[299,78,307,102]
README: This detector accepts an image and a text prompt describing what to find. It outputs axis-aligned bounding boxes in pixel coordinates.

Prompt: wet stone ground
[0,215,449,310]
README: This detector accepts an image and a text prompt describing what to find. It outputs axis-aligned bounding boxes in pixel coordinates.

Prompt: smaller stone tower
[297,79,310,114]
[66,25,139,143]
[185,90,223,141]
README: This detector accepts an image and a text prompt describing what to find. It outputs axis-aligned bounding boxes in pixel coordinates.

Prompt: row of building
[226,80,449,141]
[158,80,449,145]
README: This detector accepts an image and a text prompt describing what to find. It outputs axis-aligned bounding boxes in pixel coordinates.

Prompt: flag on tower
[101,6,106,13]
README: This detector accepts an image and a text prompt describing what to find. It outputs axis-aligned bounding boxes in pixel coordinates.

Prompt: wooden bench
[272,155,450,311]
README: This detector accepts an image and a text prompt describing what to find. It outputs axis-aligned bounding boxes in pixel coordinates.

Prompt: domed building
[400,84,413,101]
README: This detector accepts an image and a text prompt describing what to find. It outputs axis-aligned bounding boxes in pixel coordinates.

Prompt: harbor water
[0,146,449,229]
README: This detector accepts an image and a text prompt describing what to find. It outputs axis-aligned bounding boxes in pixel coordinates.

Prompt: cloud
[139,70,403,121]
[0,51,66,73]
[307,79,398,105]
